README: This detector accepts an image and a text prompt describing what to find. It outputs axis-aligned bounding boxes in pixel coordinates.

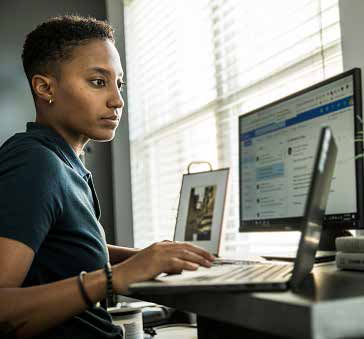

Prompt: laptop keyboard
[212,258,263,266]
[159,262,293,284]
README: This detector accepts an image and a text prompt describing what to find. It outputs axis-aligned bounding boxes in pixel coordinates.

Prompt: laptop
[129,127,337,293]
[172,167,266,265]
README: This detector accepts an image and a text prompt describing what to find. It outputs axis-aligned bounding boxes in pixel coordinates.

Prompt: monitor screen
[239,68,363,232]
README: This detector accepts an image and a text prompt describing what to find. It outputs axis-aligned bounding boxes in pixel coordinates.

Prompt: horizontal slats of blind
[124,0,343,253]
[130,111,218,248]
[125,0,215,142]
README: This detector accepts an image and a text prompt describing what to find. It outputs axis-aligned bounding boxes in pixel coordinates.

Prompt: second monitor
[238,68,363,242]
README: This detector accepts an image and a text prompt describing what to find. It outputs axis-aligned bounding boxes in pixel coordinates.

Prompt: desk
[130,263,364,339]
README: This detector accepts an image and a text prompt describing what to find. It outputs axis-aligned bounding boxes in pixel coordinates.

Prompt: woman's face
[51,39,124,143]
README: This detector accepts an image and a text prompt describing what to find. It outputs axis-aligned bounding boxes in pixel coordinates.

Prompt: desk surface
[130,263,364,339]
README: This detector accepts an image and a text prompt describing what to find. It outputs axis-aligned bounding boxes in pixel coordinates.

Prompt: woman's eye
[91,79,106,87]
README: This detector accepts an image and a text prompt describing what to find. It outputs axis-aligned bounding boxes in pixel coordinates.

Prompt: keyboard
[159,262,293,284]
[213,258,264,266]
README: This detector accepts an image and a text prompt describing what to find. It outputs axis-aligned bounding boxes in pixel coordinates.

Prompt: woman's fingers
[175,242,216,262]
[164,257,199,274]
[175,248,213,268]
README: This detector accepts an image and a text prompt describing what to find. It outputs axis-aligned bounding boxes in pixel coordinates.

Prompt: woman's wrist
[81,268,108,304]
[111,263,134,294]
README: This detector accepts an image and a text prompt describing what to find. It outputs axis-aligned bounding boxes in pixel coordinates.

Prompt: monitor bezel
[238,68,363,232]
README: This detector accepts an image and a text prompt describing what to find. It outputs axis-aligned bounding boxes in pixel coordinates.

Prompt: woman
[0,15,214,338]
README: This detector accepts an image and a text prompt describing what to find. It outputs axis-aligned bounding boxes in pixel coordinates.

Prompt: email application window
[240,75,356,222]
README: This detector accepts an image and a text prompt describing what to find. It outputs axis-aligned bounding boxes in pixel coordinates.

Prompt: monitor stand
[262,229,352,263]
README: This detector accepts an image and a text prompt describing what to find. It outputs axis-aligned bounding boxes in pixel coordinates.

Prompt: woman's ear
[31,74,55,103]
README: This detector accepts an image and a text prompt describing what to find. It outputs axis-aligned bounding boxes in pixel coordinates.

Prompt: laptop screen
[173,168,229,255]
[291,127,337,286]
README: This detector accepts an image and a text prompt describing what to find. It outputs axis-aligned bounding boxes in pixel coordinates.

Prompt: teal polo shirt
[0,122,109,285]
[0,123,123,338]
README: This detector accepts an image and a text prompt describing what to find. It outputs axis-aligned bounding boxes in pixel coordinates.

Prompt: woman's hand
[112,241,215,293]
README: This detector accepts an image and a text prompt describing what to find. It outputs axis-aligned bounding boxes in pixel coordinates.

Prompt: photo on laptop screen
[185,184,217,241]
[174,168,229,254]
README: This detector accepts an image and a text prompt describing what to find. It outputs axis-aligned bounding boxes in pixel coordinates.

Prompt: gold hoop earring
[49,98,53,104]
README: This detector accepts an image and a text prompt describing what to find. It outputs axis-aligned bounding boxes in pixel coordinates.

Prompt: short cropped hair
[22,15,115,96]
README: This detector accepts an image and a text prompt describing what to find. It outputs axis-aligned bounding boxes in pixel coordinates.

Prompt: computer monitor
[238,68,363,237]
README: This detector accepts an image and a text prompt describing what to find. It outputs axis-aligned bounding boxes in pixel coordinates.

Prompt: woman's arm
[1,268,108,338]
[0,237,113,338]
[107,244,140,264]
[0,237,214,338]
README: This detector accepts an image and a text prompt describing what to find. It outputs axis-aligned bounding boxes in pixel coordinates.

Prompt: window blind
[123,0,343,256]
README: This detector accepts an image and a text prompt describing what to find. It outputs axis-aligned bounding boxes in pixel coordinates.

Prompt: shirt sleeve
[0,144,63,252]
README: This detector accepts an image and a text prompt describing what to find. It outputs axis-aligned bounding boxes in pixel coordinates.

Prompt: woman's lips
[101,115,119,126]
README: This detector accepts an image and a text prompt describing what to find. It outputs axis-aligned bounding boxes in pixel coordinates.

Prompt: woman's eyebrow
[86,66,123,78]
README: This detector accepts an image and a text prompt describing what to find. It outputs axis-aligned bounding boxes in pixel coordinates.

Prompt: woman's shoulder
[0,132,65,173]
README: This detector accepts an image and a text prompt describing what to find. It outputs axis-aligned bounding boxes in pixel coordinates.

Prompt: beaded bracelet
[78,271,94,308]
[104,262,114,306]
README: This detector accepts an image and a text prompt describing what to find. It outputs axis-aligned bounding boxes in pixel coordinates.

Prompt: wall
[339,0,364,236]
[0,0,117,243]
[339,0,364,75]
[105,0,134,247]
